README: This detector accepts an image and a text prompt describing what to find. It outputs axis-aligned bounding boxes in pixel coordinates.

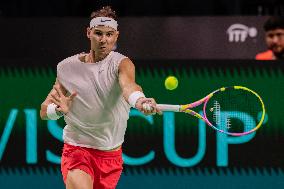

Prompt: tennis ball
[165,76,178,90]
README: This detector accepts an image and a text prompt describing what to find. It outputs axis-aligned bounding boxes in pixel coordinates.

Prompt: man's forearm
[123,84,143,101]
[40,102,49,120]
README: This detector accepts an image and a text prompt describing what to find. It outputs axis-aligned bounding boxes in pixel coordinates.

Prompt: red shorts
[61,143,123,189]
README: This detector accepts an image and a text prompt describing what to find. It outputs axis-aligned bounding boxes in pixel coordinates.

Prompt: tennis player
[40,6,160,189]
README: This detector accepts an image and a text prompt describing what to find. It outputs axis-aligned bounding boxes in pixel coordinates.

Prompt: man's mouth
[270,45,282,52]
[99,47,107,51]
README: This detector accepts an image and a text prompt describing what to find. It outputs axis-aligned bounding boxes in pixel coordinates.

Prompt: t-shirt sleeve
[112,53,128,76]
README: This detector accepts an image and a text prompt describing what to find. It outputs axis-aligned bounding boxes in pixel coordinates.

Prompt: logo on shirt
[227,24,257,42]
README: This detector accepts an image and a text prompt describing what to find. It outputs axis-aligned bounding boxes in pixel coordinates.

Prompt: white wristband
[46,103,63,120]
[128,91,145,108]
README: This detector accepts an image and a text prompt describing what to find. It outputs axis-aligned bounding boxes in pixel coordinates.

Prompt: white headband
[90,17,118,30]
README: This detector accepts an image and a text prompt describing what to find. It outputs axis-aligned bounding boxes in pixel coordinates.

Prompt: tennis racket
[155,86,265,136]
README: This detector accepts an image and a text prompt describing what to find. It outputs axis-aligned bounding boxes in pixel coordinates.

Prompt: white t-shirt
[57,51,130,150]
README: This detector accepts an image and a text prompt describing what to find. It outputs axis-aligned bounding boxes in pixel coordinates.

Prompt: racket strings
[206,88,263,134]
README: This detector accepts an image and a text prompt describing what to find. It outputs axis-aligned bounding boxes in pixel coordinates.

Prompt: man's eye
[268,34,275,38]
[107,33,113,37]
[95,32,102,35]
[277,33,284,37]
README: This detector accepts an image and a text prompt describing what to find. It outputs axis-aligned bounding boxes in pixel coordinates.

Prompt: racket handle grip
[157,104,180,112]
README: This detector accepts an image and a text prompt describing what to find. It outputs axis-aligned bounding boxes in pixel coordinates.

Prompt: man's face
[265,28,284,56]
[87,26,119,56]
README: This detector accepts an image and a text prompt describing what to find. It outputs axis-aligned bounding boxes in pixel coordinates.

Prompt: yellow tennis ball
[165,76,178,90]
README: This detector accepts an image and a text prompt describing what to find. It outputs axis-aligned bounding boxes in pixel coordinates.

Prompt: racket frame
[157,86,265,136]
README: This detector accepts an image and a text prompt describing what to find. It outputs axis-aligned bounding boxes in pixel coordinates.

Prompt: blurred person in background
[256,16,284,60]
[40,6,160,189]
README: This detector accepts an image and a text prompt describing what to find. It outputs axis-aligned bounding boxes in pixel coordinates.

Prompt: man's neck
[88,50,108,63]
[274,52,284,60]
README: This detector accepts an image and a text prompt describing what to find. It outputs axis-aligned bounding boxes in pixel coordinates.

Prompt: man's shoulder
[111,51,131,65]
[255,50,274,60]
[57,53,82,72]
[57,53,82,66]
[111,51,128,59]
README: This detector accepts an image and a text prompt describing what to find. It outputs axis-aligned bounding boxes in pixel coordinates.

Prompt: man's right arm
[40,78,67,120]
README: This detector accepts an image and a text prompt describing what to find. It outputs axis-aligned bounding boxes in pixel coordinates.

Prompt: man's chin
[98,50,111,58]
[99,48,110,53]
[272,49,284,54]
[273,50,284,59]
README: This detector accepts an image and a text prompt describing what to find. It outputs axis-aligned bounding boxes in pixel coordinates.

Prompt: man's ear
[86,27,91,39]
[115,31,119,42]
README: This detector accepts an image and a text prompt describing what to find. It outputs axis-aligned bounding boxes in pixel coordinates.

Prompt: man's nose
[100,35,107,43]
[271,35,279,43]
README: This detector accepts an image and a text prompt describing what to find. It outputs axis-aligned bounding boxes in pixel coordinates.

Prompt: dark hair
[90,6,117,20]
[263,16,284,31]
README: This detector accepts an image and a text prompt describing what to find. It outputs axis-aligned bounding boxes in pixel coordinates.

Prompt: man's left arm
[118,58,160,114]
